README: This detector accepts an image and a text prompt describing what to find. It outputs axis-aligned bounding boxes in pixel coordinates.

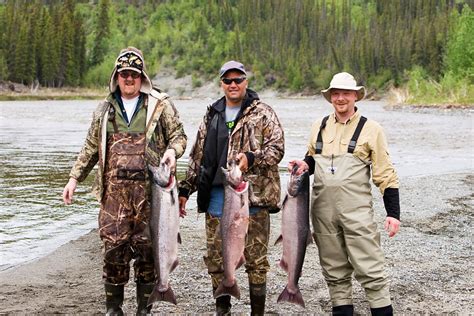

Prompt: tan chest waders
[311,116,391,308]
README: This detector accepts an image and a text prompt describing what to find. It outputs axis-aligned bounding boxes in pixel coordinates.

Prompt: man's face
[221,70,247,106]
[117,70,142,99]
[330,89,357,116]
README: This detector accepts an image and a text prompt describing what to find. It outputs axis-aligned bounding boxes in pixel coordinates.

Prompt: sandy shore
[0,172,472,315]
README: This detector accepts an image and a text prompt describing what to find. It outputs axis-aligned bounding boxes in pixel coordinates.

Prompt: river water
[0,98,472,270]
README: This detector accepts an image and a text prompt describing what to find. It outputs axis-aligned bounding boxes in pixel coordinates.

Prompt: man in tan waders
[62,47,187,315]
[290,72,400,316]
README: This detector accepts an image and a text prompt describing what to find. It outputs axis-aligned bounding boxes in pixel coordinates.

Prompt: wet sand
[0,171,472,315]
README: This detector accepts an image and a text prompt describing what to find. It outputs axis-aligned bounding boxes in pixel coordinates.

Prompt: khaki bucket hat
[321,72,366,102]
[109,47,152,94]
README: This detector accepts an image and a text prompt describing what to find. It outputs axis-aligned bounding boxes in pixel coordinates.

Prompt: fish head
[222,159,244,189]
[287,167,309,197]
[148,162,173,188]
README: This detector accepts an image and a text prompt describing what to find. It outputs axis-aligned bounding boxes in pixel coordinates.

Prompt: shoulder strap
[315,115,330,154]
[348,116,367,153]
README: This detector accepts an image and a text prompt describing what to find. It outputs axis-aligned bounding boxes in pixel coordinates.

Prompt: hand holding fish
[236,152,248,172]
[288,160,308,175]
[384,216,400,237]
[161,148,176,173]
[62,178,78,205]
[178,197,188,217]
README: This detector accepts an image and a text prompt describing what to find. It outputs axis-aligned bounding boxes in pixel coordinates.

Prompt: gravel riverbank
[0,172,472,315]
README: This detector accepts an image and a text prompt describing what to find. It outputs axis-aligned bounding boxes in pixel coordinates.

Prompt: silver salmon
[147,162,181,306]
[214,160,249,300]
[275,168,311,308]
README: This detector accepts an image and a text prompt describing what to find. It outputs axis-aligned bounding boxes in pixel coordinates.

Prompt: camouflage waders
[204,209,270,288]
[99,132,155,285]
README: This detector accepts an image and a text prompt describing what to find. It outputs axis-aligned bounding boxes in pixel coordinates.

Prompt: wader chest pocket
[117,169,145,181]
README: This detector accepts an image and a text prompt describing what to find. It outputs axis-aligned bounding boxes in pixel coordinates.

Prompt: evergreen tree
[90,0,111,67]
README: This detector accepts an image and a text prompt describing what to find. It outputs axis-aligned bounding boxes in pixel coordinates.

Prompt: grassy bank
[0,83,106,101]
[386,68,474,108]
[1,78,473,107]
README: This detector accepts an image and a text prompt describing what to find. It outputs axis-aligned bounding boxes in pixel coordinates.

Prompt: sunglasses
[119,71,141,79]
[222,77,246,85]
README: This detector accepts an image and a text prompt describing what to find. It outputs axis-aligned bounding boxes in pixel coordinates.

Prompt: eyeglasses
[119,71,141,79]
[222,77,246,85]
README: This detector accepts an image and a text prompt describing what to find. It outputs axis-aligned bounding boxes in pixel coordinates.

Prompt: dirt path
[0,171,472,314]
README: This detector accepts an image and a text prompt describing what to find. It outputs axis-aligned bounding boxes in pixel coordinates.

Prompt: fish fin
[147,285,177,306]
[240,194,244,208]
[279,258,288,272]
[274,234,283,246]
[171,259,179,273]
[236,255,245,270]
[306,232,313,245]
[277,285,305,308]
[177,232,182,244]
[214,280,241,300]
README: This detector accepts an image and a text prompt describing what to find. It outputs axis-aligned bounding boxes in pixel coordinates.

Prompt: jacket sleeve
[69,104,102,182]
[250,107,285,167]
[370,123,399,195]
[160,99,187,159]
[178,109,210,198]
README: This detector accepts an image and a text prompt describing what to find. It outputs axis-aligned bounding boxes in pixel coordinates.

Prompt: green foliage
[406,66,474,105]
[1,0,87,87]
[89,0,111,67]
[0,0,472,101]
[443,5,474,81]
[367,69,394,91]
[83,59,114,88]
[0,49,8,80]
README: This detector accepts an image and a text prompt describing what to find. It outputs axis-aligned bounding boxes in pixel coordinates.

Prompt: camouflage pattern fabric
[99,132,155,285]
[180,99,284,212]
[204,210,270,288]
[69,91,187,201]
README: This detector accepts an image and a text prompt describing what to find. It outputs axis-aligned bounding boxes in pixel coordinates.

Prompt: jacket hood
[108,47,153,94]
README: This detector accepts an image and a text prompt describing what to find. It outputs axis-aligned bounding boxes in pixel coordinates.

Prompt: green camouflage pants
[99,132,155,285]
[204,210,270,288]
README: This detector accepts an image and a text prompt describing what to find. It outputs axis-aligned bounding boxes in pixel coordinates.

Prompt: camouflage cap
[109,46,152,94]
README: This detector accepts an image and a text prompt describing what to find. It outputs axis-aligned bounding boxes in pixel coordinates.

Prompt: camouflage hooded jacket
[179,90,285,213]
[69,88,187,201]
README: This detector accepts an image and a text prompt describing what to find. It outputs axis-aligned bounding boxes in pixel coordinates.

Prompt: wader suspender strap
[108,106,119,133]
[315,115,367,154]
[347,116,367,153]
[315,115,330,154]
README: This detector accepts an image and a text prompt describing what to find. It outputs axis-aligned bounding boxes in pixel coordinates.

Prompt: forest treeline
[0,0,472,103]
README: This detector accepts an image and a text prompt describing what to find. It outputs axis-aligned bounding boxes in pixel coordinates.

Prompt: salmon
[214,160,249,300]
[147,162,181,306]
[275,168,311,308]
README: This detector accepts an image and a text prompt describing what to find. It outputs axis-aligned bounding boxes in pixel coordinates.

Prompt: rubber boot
[332,304,354,316]
[214,286,231,315]
[370,305,393,316]
[249,283,266,316]
[105,283,124,316]
[136,283,154,316]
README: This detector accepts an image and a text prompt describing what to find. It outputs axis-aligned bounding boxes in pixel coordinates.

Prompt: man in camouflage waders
[62,47,187,315]
[178,61,285,315]
[290,72,400,316]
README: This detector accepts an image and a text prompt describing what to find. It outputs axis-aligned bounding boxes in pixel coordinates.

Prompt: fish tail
[277,285,305,308]
[214,280,241,300]
[147,285,177,306]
